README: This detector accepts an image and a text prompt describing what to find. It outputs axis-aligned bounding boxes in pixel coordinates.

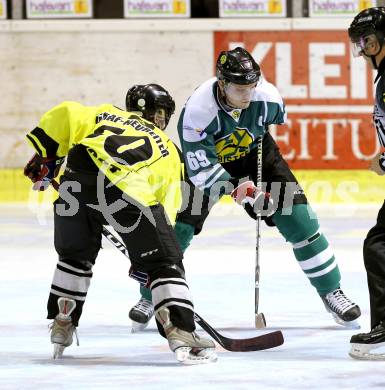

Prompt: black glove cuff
[379,152,385,172]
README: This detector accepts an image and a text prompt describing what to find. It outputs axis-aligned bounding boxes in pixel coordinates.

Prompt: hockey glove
[370,152,385,176]
[231,180,274,217]
[24,153,65,191]
[129,266,150,287]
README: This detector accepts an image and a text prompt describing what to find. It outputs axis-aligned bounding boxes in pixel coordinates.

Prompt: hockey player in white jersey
[348,7,385,360]
[129,47,361,330]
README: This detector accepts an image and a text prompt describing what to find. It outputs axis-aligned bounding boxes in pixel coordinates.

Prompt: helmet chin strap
[218,88,232,110]
[218,83,239,111]
[370,40,384,69]
[371,55,379,69]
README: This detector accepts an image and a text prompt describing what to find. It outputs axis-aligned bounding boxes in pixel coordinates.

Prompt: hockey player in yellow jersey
[24,84,217,364]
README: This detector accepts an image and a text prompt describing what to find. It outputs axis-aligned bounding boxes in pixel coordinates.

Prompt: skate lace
[327,289,355,313]
[134,298,154,315]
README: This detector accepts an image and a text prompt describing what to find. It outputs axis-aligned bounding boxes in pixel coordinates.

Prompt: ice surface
[1,203,385,390]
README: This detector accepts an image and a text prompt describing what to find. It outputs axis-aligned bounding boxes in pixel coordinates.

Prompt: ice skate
[129,297,154,333]
[50,297,79,359]
[349,321,385,360]
[156,307,217,365]
[321,288,361,329]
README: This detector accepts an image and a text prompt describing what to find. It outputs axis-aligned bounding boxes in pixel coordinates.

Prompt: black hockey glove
[24,153,64,191]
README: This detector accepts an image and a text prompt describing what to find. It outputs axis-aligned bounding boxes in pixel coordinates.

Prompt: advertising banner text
[215,31,377,169]
[219,0,286,17]
[124,0,190,18]
[26,0,92,18]
[0,0,7,19]
[309,0,376,18]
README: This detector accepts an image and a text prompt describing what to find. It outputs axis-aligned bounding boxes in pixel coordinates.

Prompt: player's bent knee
[126,204,183,272]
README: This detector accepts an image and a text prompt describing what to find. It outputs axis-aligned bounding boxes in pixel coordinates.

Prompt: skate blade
[130,320,150,333]
[175,347,218,365]
[53,344,65,359]
[331,313,361,329]
[349,342,385,360]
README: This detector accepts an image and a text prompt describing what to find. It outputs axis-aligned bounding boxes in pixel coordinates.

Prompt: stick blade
[194,312,284,352]
[225,330,284,352]
[255,312,266,329]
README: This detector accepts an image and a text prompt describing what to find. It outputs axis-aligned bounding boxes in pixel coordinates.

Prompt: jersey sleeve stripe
[189,164,222,190]
[203,167,229,190]
[28,127,60,157]
[26,133,44,156]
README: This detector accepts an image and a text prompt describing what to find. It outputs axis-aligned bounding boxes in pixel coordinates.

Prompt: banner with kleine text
[215,31,379,169]
[0,0,7,19]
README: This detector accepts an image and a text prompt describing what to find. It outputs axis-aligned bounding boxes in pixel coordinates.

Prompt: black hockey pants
[363,200,385,328]
[47,172,195,334]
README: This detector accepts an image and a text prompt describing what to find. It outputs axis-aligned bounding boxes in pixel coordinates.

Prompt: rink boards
[2,168,383,204]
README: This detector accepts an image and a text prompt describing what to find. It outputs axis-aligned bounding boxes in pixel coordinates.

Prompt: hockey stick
[101,225,283,350]
[255,136,266,329]
[51,179,283,352]
[194,313,283,352]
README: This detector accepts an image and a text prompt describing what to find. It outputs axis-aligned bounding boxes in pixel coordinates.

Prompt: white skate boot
[156,307,217,365]
[321,288,361,328]
[50,297,79,359]
[129,297,154,333]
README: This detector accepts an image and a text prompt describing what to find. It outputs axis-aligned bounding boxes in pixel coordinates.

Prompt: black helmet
[349,7,385,40]
[125,84,175,128]
[216,47,261,85]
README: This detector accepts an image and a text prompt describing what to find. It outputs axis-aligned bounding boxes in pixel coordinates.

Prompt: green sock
[140,285,152,301]
[273,204,341,295]
[174,221,195,252]
[139,221,195,303]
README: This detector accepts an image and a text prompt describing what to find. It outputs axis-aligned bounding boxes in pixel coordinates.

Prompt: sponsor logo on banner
[309,0,376,17]
[219,0,286,17]
[26,0,92,18]
[124,0,190,18]
[215,31,379,169]
[0,0,7,19]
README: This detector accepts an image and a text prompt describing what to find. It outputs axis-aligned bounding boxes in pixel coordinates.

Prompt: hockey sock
[140,285,152,301]
[174,221,195,252]
[272,204,341,295]
[139,221,195,302]
[150,266,195,333]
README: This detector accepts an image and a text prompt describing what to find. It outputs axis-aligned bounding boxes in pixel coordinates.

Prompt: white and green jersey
[177,77,286,198]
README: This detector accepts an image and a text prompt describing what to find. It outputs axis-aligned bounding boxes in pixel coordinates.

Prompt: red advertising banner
[215,31,380,169]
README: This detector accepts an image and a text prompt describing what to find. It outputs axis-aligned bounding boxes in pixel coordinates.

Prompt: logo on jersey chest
[215,127,254,163]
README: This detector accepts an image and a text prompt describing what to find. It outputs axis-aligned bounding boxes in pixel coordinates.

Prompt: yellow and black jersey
[26,101,183,223]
